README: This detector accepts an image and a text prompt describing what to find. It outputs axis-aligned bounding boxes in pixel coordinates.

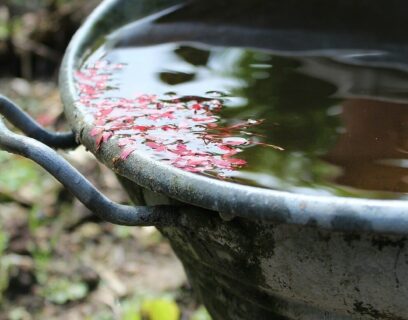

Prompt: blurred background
[0,1,209,319]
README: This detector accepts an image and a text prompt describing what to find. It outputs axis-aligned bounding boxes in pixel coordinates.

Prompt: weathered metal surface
[56,0,408,319]
[120,183,408,320]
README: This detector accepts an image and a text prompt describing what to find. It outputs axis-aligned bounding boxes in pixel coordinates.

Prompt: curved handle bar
[0,104,178,226]
[0,95,78,149]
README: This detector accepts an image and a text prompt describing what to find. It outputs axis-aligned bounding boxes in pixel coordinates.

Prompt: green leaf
[141,298,180,320]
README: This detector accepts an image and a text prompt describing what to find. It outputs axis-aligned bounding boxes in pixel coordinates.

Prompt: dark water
[77,40,408,199]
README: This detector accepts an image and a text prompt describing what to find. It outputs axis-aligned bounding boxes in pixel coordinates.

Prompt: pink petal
[90,127,103,137]
[120,146,136,160]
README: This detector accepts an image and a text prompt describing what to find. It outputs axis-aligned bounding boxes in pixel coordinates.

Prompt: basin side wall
[118,176,408,320]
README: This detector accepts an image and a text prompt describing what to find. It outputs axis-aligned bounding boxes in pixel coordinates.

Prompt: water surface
[76,39,408,199]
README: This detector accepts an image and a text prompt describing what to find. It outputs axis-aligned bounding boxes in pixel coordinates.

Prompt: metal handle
[0,95,78,149]
[0,96,178,226]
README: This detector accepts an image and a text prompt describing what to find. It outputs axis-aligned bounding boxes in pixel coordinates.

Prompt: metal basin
[2,0,408,319]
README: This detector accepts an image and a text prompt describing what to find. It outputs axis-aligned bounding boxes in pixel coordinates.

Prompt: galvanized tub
[1,0,408,319]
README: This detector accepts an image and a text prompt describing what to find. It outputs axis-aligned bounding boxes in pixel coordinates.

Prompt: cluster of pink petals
[75,60,263,176]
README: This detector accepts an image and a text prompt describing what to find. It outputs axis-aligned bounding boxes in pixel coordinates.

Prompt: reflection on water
[78,40,408,199]
[326,100,408,193]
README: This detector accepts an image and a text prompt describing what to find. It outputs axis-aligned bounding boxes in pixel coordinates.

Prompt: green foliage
[120,300,212,320]
[40,278,88,304]
[87,312,115,320]
[0,152,45,197]
[113,225,135,239]
[0,226,7,255]
[141,298,180,320]
[119,293,211,320]
[8,307,31,320]
[121,305,141,320]
[0,21,9,41]
[28,204,45,233]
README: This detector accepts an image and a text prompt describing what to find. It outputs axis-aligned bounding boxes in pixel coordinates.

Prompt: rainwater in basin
[3,0,404,319]
[75,18,408,200]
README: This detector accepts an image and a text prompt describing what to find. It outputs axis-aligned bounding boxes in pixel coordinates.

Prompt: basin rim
[60,0,408,235]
